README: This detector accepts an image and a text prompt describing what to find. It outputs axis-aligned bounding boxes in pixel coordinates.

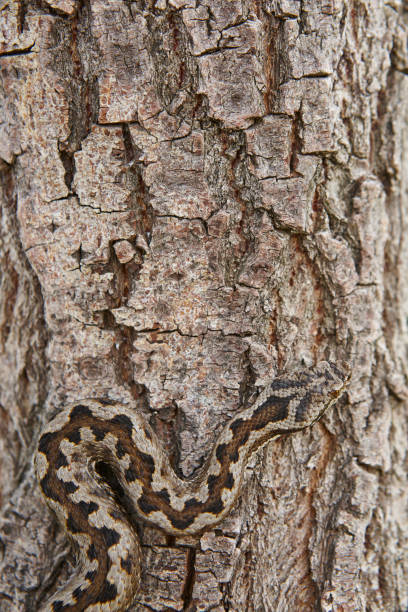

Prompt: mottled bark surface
[1,1,408,610]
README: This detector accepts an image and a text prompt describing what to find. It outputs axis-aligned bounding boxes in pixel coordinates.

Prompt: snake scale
[35,360,349,611]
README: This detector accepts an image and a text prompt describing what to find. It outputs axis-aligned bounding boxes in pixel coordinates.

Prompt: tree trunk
[1,1,408,610]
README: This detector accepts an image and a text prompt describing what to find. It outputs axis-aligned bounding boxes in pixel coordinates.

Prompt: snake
[35,360,349,611]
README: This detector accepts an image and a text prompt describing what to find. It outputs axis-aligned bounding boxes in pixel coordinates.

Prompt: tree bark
[1,1,408,610]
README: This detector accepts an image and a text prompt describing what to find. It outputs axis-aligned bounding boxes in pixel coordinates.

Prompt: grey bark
[1,1,408,610]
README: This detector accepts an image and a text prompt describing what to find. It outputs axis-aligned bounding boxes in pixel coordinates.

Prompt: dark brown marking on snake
[91,425,106,441]
[110,414,133,435]
[168,515,196,530]
[70,405,93,420]
[215,443,227,462]
[73,586,85,601]
[66,429,81,444]
[238,430,250,447]
[225,472,234,489]
[66,514,81,534]
[85,570,97,581]
[120,556,132,574]
[38,431,56,455]
[40,473,60,502]
[78,500,98,517]
[124,450,155,483]
[61,480,78,495]
[207,474,217,493]
[125,466,137,482]
[252,395,291,426]
[96,581,118,604]
[116,440,126,459]
[270,379,303,391]
[138,494,159,515]
[230,447,240,463]
[184,497,199,510]
[55,450,68,469]
[181,495,224,516]
[230,418,244,433]
[52,601,66,611]
[86,544,97,561]
[206,497,224,515]
[99,526,120,547]
[139,451,155,474]
[157,492,225,528]
[157,488,171,504]
[295,393,311,422]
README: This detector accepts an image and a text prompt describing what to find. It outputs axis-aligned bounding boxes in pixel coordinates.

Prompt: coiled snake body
[35,361,349,611]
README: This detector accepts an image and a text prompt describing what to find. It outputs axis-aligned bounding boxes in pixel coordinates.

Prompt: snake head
[254,360,350,434]
[293,360,350,427]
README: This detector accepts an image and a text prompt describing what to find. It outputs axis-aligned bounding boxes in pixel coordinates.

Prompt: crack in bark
[181,546,196,611]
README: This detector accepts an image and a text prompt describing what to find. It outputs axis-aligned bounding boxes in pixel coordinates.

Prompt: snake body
[35,361,349,611]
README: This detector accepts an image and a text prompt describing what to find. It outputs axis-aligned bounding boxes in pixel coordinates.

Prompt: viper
[36,360,349,611]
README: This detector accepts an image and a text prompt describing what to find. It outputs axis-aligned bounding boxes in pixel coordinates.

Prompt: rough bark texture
[1,1,408,610]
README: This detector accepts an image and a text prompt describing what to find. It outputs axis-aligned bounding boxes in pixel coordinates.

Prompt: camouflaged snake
[35,360,349,611]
